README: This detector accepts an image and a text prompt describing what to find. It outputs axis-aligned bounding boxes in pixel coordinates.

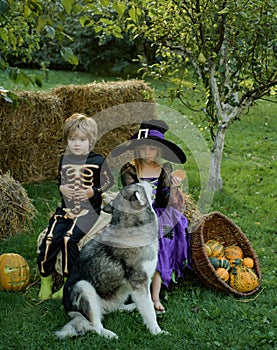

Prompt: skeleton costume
[37,151,113,277]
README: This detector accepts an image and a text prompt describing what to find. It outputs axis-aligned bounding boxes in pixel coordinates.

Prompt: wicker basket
[191,211,261,297]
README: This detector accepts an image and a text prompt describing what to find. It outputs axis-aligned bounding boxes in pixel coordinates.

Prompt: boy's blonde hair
[63,113,98,151]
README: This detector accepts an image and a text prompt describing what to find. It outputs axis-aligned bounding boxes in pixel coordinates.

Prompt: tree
[0,0,78,102]
[85,0,277,190]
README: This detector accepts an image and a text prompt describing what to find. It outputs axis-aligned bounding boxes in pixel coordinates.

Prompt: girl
[37,113,113,300]
[112,119,191,312]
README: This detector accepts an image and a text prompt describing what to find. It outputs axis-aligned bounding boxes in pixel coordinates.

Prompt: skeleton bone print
[61,163,99,216]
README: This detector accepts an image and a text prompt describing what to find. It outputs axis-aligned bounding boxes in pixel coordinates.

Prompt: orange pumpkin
[224,245,244,260]
[242,257,254,269]
[0,253,30,291]
[204,244,212,256]
[216,268,229,282]
[206,240,225,257]
[229,266,259,292]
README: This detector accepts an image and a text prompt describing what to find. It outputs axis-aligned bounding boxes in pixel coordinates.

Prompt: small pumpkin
[217,257,231,271]
[209,256,220,268]
[242,257,254,269]
[229,266,259,292]
[0,253,30,291]
[204,244,212,257]
[205,240,225,258]
[216,268,229,282]
[224,245,244,260]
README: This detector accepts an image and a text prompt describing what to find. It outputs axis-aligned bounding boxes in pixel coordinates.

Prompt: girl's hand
[171,175,183,189]
[60,184,75,200]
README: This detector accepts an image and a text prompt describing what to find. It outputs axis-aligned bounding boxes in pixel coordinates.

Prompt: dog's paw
[100,328,118,339]
[148,325,170,336]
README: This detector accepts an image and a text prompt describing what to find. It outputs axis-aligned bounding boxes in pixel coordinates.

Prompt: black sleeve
[120,163,139,186]
[154,162,172,208]
[98,158,114,194]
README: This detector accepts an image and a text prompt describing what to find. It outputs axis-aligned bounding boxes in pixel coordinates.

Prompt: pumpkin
[204,244,212,256]
[217,257,231,271]
[0,253,30,291]
[229,266,259,292]
[216,268,229,282]
[209,256,220,268]
[242,257,254,269]
[205,240,225,258]
[224,245,244,260]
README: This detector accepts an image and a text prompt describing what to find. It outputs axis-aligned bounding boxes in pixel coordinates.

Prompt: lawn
[0,70,276,350]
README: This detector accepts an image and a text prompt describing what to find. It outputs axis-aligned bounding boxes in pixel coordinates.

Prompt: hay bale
[52,80,153,118]
[0,172,37,239]
[0,80,154,183]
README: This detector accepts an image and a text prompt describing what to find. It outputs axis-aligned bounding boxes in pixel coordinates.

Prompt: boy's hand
[60,184,75,200]
[75,187,94,201]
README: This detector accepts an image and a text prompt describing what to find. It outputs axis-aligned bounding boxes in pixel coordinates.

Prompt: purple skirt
[154,206,192,288]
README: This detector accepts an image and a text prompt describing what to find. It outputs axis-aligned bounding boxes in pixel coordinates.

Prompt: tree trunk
[207,123,227,191]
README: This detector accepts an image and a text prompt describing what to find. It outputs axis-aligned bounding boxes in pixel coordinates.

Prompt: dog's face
[99,182,158,248]
[103,182,154,217]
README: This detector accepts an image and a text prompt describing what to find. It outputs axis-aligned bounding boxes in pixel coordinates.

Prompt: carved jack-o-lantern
[0,253,30,291]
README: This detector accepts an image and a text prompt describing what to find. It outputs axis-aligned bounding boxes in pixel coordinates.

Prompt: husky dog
[55,182,166,340]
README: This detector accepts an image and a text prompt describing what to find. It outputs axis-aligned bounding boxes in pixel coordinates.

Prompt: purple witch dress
[141,177,192,288]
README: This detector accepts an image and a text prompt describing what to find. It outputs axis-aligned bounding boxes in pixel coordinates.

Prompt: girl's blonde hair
[133,146,162,178]
[63,113,98,151]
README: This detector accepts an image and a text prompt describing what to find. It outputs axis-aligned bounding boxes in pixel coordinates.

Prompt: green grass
[0,70,276,350]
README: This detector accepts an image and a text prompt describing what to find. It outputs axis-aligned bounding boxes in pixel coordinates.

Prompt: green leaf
[0,28,7,41]
[34,76,43,87]
[23,5,32,17]
[0,0,9,14]
[112,2,125,17]
[128,7,138,23]
[100,0,109,6]
[80,16,93,28]
[62,0,74,14]
[60,47,78,65]
[45,25,55,39]
[198,52,206,64]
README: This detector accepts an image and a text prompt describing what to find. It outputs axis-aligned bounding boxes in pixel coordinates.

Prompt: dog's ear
[103,202,113,214]
[131,190,147,209]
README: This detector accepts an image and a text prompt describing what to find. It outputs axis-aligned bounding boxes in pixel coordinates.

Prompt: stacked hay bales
[0,91,64,182]
[0,80,154,183]
[0,172,37,239]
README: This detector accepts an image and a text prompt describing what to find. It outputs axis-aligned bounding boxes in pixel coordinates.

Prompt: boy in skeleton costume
[37,113,113,300]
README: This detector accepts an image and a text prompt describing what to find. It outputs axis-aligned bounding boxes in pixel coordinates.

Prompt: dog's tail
[55,311,94,339]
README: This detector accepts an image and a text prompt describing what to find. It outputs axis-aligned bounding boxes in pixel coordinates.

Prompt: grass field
[0,70,276,350]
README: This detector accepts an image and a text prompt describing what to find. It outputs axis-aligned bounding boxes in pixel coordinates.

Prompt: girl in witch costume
[37,113,113,300]
[111,119,192,313]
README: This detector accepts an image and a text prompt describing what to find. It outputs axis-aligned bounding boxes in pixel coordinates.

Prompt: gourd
[229,266,259,292]
[242,257,254,269]
[209,257,231,271]
[0,253,30,291]
[229,258,243,267]
[216,268,229,282]
[205,240,225,258]
[224,245,244,260]
[209,256,220,268]
[217,257,231,271]
[204,244,212,256]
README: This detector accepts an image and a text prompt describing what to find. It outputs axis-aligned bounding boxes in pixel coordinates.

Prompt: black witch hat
[111,119,186,164]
